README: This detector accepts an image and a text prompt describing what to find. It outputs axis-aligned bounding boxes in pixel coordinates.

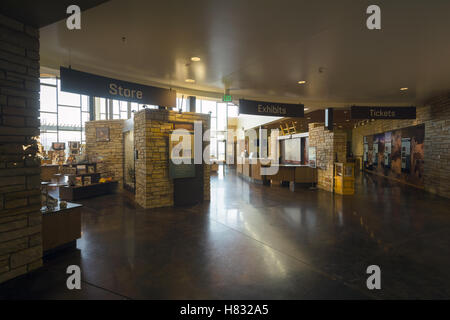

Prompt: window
[228,103,239,117]
[191,98,232,161]
[39,77,88,151]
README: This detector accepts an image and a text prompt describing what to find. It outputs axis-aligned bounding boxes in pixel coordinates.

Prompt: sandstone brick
[0,265,27,283]
[0,237,28,255]
[10,245,42,268]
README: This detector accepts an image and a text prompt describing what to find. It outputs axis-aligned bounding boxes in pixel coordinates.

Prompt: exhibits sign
[351,106,416,119]
[60,67,176,107]
[239,99,304,117]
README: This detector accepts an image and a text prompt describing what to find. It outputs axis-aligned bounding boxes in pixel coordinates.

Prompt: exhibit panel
[363,124,425,187]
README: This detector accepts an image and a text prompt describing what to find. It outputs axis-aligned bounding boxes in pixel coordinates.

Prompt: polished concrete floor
[1,167,450,299]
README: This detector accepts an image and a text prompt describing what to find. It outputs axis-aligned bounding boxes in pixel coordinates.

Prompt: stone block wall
[85,120,125,189]
[309,123,347,192]
[134,109,210,209]
[0,14,42,283]
[352,95,450,198]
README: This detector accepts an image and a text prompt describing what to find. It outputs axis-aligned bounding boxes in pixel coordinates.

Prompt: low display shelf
[42,202,82,255]
[59,180,118,201]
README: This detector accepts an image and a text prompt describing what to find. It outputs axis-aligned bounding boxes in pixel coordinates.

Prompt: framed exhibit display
[308,146,316,168]
[69,141,80,149]
[52,142,66,151]
[96,127,110,142]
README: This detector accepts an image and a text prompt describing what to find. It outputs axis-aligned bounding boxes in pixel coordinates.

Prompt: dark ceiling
[0,0,109,28]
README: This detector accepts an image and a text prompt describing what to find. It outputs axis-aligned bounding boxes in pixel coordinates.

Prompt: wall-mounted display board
[282,138,301,163]
[363,124,424,187]
[60,67,176,107]
[169,131,195,179]
[308,147,317,168]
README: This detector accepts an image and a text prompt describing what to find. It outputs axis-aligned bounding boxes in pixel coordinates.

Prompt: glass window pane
[217,103,227,131]
[82,112,90,127]
[196,99,202,113]
[113,100,120,114]
[131,102,138,113]
[58,80,81,106]
[228,104,239,117]
[202,100,216,116]
[120,101,128,112]
[81,95,89,112]
[40,131,57,151]
[40,85,57,112]
[58,106,81,128]
[40,77,57,85]
[210,117,217,135]
[121,111,128,119]
[40,112,57,127]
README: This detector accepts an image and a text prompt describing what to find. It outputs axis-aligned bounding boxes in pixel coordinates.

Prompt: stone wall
[85,120,125,189]
[309,123,347,192]
[352,95,450,198]
[0,15,42,283]
[134,109,210,209]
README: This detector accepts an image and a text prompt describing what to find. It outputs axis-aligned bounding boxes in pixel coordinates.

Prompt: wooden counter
[42,202,82,254]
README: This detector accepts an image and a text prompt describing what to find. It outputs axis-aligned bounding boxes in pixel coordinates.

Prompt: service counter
[237,157,266,183]
[237,158,317,190]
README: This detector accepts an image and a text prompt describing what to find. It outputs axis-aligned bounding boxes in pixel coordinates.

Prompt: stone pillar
[134,109,211,208]
[0,14,42,283]
[308,123,347,192]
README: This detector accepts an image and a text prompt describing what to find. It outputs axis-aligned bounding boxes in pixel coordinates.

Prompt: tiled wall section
[85,120,125,189]
[0,15,42,283]
[134,109,210,209]
[352,95,450,198]
[308,123,347,192]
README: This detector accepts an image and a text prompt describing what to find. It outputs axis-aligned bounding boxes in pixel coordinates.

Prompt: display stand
[334,162,355,195]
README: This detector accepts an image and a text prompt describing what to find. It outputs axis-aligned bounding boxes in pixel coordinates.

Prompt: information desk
[42,202,82,254]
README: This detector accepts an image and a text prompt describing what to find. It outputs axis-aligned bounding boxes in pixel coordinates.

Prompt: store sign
[239,99,304,117]
[60,67,176,107]
[351,106,416,119]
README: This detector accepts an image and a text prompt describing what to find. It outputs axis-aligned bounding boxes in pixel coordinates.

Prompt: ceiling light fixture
[185,79,195,83]
[297,80,307,84]
[191,57,201,62]
[304,107,309,111]
[400,87,408,91]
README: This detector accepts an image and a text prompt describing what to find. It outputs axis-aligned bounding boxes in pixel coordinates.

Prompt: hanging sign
[239,99,304,117]
[60,67,176,107]
[351,106,416,119]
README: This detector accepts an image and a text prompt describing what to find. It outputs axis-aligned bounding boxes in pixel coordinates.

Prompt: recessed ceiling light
[191,57,201,62]
[297,80,307,84]
[400,87,408,91]
[185,79,195,83]
[304,107,309,111]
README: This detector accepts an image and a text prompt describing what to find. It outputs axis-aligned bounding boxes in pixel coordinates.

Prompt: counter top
[41,202,83,215]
